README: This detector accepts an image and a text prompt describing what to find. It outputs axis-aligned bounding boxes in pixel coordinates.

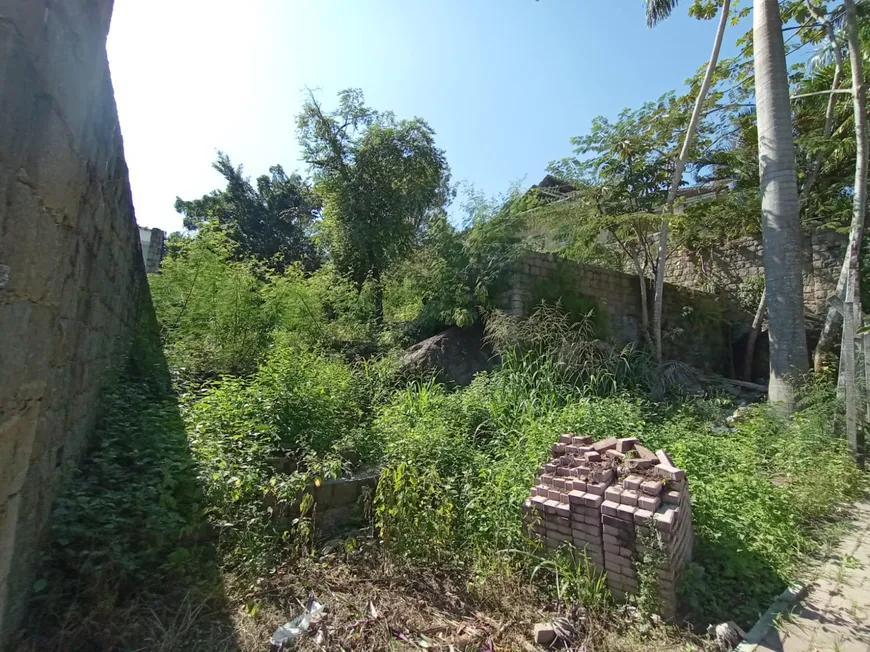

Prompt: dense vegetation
[17,2,870,650]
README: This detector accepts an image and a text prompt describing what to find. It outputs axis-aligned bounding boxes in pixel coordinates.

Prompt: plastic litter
[270,596,325,649]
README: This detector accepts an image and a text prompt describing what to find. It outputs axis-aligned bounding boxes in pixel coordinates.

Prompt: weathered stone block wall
[523,435,693,618]
[665,229,846,315]
[138,226,165,274]
[502,252,743,373]
[0,0,145,640]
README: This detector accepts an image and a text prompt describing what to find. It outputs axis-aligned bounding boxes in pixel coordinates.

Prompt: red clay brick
[654,464,685,482]
[605,486,623,502]
[639,479,663,496]
[623,474,643,491]
[633,508,653,524]
[593,468,614,483]
[592,436,618,452]
[655,449,675,466]
[663,490,681,505]
[568,490,586,505]
[637,494,660,511]
[617,437,640,453]
[583,493,604,509]
[620,489,639,506]
[586,481,608,496]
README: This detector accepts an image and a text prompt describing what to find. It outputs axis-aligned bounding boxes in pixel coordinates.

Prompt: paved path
[755,501,870,652]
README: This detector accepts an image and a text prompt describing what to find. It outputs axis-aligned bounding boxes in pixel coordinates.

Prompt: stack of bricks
[522,435,693,618]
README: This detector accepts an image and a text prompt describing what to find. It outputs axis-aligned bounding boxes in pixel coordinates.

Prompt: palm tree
[754,0,810,410]
[646,0,732,362]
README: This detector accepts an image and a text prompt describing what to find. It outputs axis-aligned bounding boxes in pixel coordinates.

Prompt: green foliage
[372,310,863,627]
[175,152,321,272]
[644,382,863,625]
[297,89,450,321]
[530,547,612,611]
[181,338,372,573]
[149,228,274,377]
[383,213,475,333]
[38,377,204,600]
[262,262,377,346]
[27,313,212,646]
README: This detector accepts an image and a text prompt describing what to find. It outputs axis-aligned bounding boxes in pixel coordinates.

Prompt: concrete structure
[0,0,146,642]
[138,226,165,273]
[523,436,693,618]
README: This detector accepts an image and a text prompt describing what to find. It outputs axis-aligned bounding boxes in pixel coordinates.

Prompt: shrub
[182,338,368,574]
[371,321,864,627]
[150,228,274,377]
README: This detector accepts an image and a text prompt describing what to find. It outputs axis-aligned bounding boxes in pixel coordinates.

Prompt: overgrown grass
[20,293,866,650]
[369,314,865,627]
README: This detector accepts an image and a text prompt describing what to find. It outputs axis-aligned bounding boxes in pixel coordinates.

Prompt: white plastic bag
[270,599,324,648]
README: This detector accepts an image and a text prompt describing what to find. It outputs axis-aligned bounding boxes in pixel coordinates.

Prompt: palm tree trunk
[754,0,810,412]
[652,0,731,361]
[743,288,767,381]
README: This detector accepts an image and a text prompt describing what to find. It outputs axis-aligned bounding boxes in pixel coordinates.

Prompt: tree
[646,0,732,361]
[549,95,697,345]
[297,89,450,323]
[754,0,810,410]
[175,153,321,272]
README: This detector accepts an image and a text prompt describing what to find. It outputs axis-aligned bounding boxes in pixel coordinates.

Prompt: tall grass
[372,307,865,626]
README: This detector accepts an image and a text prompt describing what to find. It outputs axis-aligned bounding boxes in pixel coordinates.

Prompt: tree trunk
[372,266,384,327]
[744,288,767,381]
[630,251,654,348]
[808,3,849,372]
[652,0,731,361]
[754,0,810,412]
[839,0,867,461]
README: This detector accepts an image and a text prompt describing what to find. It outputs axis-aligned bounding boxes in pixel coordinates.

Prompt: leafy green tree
[175,153,321,272]
[645,0,732,361]
[297,89,450,323]
[549,94,700,343]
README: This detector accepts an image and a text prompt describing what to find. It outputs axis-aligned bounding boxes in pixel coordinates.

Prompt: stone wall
[665,229,846,315]
[502,252,745,373]
[0,0,145,641]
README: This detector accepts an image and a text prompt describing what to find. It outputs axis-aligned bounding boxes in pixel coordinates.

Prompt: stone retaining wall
[523,435,693,618]
[665,228,846,315]
[271,467,379,538]
[0,0,145,641]
[502,252,746,374]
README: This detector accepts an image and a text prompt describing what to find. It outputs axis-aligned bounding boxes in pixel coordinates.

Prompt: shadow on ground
[13,295,240,652]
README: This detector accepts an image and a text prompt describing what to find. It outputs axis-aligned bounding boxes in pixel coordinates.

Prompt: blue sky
[107,1,751,233]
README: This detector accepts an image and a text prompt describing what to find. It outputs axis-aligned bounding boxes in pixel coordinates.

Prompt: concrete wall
[0,0,145,641]
[138,225,165,274]
[503,252,745,373]
[665,228,846,315]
